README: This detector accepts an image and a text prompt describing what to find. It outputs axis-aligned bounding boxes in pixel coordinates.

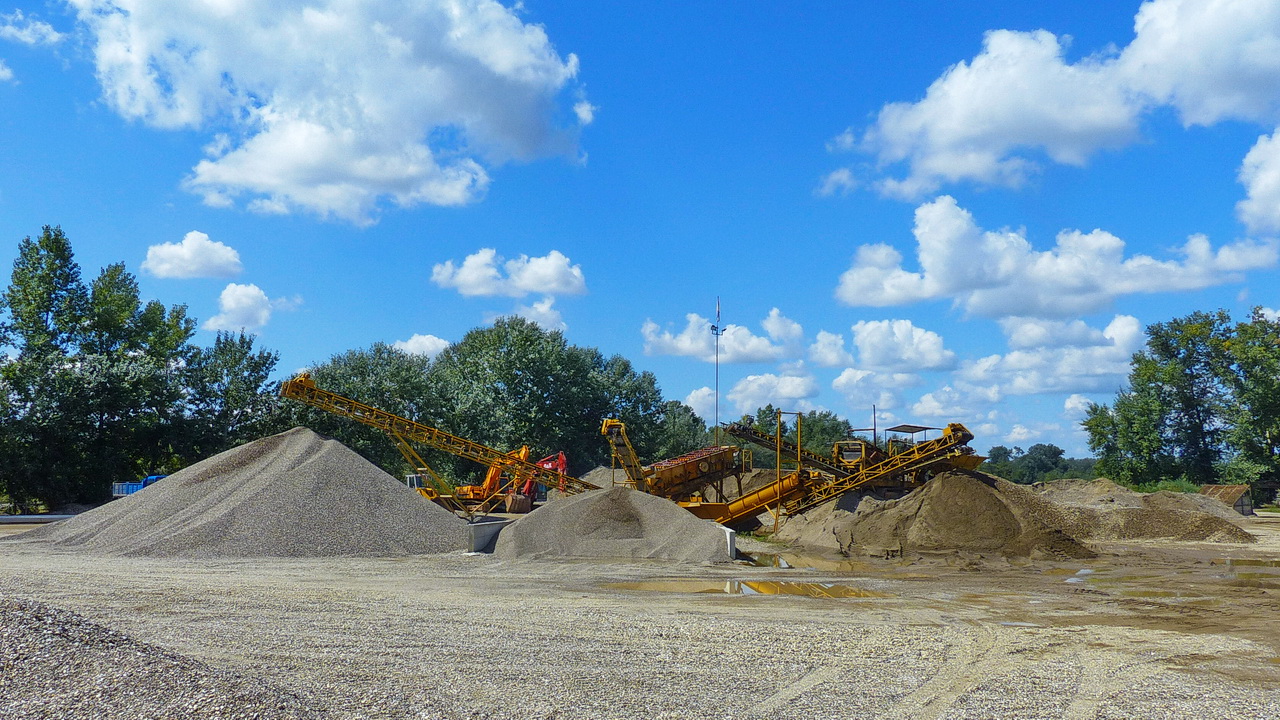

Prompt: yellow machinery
[600,419,745,501]
[722,421,852,478]
[280,373,599,515]
[686,422,980,529]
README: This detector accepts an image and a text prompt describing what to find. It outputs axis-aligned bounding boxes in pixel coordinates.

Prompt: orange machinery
[281,373,596,516]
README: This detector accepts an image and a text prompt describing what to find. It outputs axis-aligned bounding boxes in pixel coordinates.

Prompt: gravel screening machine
[600,419,746,501]
[280,373,598,516]
[693,421,983,529]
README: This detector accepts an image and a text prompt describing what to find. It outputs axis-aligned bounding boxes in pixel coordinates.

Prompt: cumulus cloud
[851,318,957,371]
[912,384,998,420]
[726,371,819,415]
[843,1,1280,205]
[432,248,586,298]
[808,330,854,367]
[0,10,64,45]
[815,168,857,197]
[141,231,243,278]
[0,60,10,83]
[998,317,1109,349]
[1063,393,1092,420]
[513,296,565,331]
[641,310,798,363]
[684,387,717,421]
[65,0,584,223]
[203,283,299,331]
[958,315,1144,396]
[1237,130,1280,233]
[832,368,918,411]
[836,196,1277,318]
[392,333,449,358]
[761,308,804,345]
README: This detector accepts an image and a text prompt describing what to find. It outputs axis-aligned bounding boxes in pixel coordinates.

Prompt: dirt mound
[1033,477,1143,508]
[777,470,1255,558]
[579,466,627,488]
[494,487,731,562]
[1140,491,1241,521]
[840,472,1095,559]
[20,427,466,557]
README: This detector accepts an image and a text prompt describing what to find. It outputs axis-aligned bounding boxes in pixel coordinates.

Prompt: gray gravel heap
[495,486,732,562]
[21,427,467,557]
[0,593,326,720]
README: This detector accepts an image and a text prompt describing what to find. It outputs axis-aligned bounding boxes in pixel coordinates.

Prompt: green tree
[182,331,281,464]
[2,226,88,355]
[1212,308,1280,490]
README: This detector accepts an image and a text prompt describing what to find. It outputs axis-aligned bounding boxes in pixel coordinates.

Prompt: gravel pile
[20,427,467,557]
[778,470,1254,557]
[494,487,732,562]
[0,593,326,720]
[1033,478,1241,520]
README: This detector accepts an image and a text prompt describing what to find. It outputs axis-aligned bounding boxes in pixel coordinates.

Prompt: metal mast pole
[711,297,723,446]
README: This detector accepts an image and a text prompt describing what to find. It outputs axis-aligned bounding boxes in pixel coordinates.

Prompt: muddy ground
[2,516,1279,719]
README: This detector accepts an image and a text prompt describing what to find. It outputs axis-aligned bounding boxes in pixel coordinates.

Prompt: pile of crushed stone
[1032,477,1241,520]
[495,487,732,562]
[0,594,324,720]
[18,427,467,558]
[777,471,1253,559]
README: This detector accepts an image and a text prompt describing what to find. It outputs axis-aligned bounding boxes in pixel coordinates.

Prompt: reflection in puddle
[748,552,875,573]
[1214,558,1280,567]
[606,579,893,598]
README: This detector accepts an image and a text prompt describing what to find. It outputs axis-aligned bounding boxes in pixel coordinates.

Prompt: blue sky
[2,1,1278,456]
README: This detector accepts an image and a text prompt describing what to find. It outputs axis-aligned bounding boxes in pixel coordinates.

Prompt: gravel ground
[0,594,326,720]
[2,521,1280,719]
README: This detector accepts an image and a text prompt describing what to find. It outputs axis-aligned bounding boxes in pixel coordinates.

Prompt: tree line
[0,228,711,512]
[1084,309,1280,498]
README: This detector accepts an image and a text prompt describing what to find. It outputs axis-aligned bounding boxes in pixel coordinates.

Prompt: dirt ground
[2,516,1280,719]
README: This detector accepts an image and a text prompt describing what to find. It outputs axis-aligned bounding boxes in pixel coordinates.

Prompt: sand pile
[778,471,1254,558]
[494,487,731,562]
[1033,478,1242,521]
[20,427,467,557]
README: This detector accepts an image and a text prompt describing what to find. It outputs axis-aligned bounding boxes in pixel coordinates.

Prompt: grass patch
[1125,478,1201,494]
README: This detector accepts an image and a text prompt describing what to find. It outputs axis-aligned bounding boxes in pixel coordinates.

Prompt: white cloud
[141,231,243,278]
[808,330,854,367]
[726,371,819,415]
[959,315,1144,395]
[203,283,298,331]
[0,10,64,45]
[761,308,803,345]
[1004,424,1039,444]
[684,387,716,421]
[1063,393,1092,420]
[641,311,791,363]
[998,317,1109,350]
[1261,307,1280,321]
[836,196,1277,318]
[1237,130,1280,233]
[573,100,596,125]
[432,248,586,298]
[392,333,449,358]
[67,0,584,223]
[816,168,857,197]
[851,319,956,371]
[826,128,856,153]
[513,296,565,331]
[912,385,992,420]
[832,368,918,411]
[850,1,1280,200]
[0,60,11,83]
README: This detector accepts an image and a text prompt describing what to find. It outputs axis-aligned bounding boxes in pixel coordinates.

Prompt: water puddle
[747,552,874,573]
[1213,558,1280,567]
[606,579,893,598]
